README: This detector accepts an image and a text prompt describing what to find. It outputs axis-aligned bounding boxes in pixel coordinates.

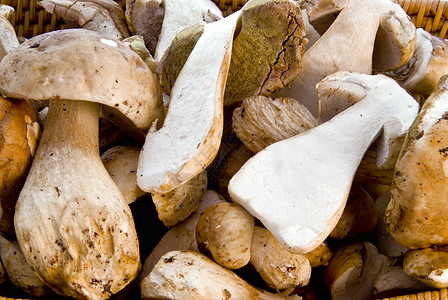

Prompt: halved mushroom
[137,11,241,193]
[0,4,14,21]
[0,29,163,299]
[228,72,418,254]
[302,242,333,268]
[324,242,392,300]
[385,28,448,97]
[277,0,416,116]
[385,74,448,249]
[40,0,130,40]
[141,250,296,299]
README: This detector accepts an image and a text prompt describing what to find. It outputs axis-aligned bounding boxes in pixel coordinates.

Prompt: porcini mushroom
[196,201,254,270]
[277,0,416,116]
[0,29,163,299]
[40,0,130,40]
[228,72,418,254]
[141,250,295,300]
[137,11,241,193]
[0,10,19,61]
[385,74,448,249]
[0,96,40,237]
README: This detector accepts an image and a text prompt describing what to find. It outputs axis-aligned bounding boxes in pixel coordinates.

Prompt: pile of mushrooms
[1,0,448,298]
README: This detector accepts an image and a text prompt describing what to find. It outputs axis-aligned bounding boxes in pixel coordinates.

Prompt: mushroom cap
[0,28,163,132]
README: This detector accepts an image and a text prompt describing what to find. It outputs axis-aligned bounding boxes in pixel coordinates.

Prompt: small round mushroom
[101,145,146,205]
[302,242,333,268]
[0,29,164,299]
[250,226,312,291]
[152,170,208,227]
[196,201,254,269]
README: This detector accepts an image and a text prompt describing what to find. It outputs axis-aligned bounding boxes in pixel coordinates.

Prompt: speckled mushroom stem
[14,99,140,299]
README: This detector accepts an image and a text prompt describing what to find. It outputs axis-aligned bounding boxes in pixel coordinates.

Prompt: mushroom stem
[15,99,140,299]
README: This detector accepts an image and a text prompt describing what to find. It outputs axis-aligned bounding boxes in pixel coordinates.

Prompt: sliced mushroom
[0,235,50,297]
[232,95,317,153]
[385,74,448,249]
[122,35,158,73]
[0,4,14,22]
[0,96,40,237]
[250,226,312,291]
[403,247,448,289]
[101,145,146,205]
[229,72,418,254]
[152,170,208,227]
[324,242,392,300]
[386,28,448,97]
[152,0,222,61]
[137,11,241,193]
[196,201,254,270]
[40,0,130,40]
[0,29,163,299]
[277,0,416,116]
[141,250,292,300]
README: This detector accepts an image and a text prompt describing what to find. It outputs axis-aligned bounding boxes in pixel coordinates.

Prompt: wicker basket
[379,288,448,300]
[399,0,448,38]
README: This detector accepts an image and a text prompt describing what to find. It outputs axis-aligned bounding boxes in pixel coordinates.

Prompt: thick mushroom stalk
[277,0,416,116]
[228,72,418,254]
[0,29,163,299]
[15,100,140,299]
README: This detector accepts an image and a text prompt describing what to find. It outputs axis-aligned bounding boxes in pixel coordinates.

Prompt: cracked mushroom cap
[0,28,164,135]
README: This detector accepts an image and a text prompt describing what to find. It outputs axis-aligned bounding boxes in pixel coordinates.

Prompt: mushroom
[122,35,158,73]
[228,72,418,254]
[276,0,416,116]
[144,0,222,62]
[137,11,241,193]
[0,29,163,299]
[39,0,130,40]
[0,4,14,21]
[403,247,448,289]
[323,242,392,300]
[0,235,50,298]
[232,95,317,153]
[374,264,431,298]
[101,145,146,205]
[250,226,312,291]
[385,28,448,97]
[385,74,448,249]
[141,250,296,300]
[196,201,254,270]
[329,182,378,240]
[152,169,208,227]
[125,0,165,55]
[0,96,40,237]
[138,189,225,281]
[375,191,409,258]
[0,9,19,61]
[302,242,333,268]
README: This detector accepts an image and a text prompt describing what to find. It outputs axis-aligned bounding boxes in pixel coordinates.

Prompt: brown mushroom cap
[0,28,163,133]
